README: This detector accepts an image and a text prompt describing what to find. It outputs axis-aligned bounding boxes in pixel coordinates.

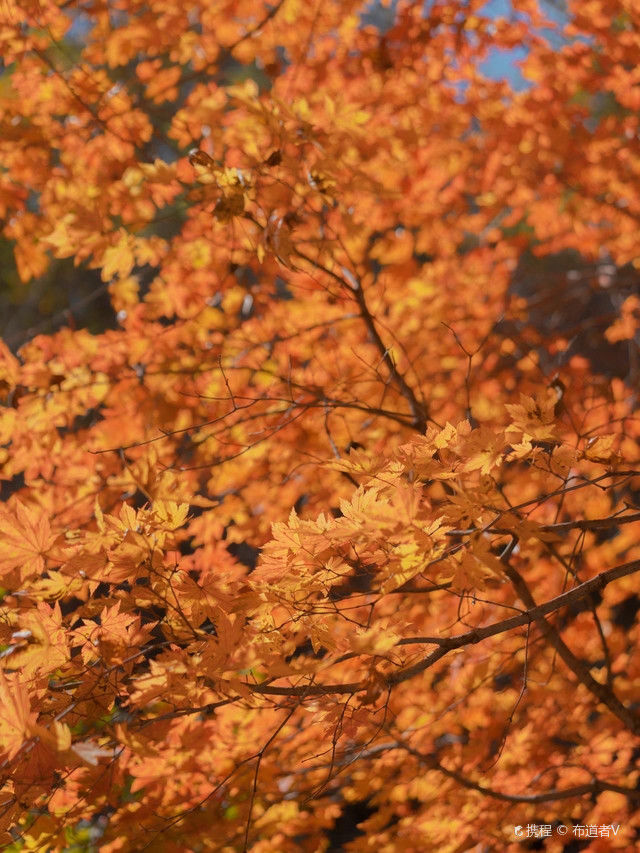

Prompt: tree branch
[246,559,640,698]
[502,562,640,735]
[295,250,430,432]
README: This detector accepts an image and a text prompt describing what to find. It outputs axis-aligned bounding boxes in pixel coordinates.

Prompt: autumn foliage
[1,0,640,849]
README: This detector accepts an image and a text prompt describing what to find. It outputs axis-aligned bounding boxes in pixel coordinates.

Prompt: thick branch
[397,742,640,804]
[247,559,640,698]
[502,563,640,735]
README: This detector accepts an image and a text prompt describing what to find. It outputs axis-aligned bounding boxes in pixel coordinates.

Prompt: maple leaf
[3,0,640,848]
[460,426,506,476]
[30,719,72,754]
[10,602,68,680]
[505,391,560,442]
[100,231,137,282]
[0,671,36,760]
[0,501,56,581]
[584,435,617,463]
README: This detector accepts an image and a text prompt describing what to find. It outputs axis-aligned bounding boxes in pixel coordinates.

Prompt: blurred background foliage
[1,0,638,391]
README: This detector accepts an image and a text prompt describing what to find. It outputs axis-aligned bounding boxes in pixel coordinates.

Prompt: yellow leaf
[101,231,135,282]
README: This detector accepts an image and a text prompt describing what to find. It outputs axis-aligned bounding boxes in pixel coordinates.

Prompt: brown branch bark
[395,742,640,804]
[247,558,640,699]
[294,250,430,432]
[502,562,640,735]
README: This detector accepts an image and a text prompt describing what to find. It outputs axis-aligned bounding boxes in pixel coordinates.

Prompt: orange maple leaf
[0,501,56,581]
[0,671,36,761]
